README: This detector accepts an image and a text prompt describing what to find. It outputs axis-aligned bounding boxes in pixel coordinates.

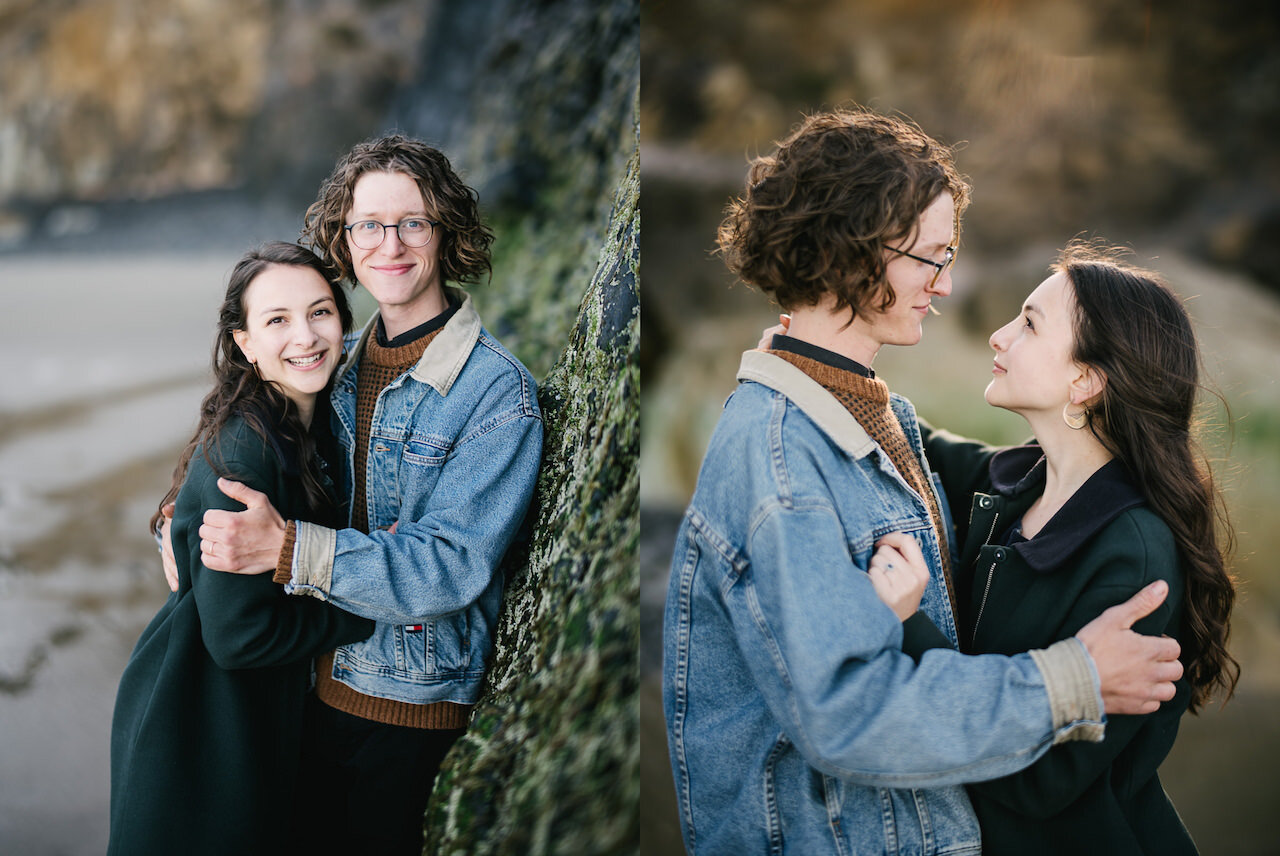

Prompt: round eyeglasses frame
[344,218,440,250]
[888,244,956,289]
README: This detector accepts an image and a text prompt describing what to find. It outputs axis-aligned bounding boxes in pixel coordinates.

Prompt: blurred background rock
[0,0,638,853]
[640,1,1280,854]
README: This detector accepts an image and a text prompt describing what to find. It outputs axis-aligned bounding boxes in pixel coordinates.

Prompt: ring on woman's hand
[886,562,895,572]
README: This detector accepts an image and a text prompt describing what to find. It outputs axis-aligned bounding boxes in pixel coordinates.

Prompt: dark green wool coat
[907,424,1197,856]
[109,413,373,856]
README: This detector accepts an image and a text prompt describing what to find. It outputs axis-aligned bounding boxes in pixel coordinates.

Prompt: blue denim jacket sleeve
[289,410,542,625]
[731,498,1069,787]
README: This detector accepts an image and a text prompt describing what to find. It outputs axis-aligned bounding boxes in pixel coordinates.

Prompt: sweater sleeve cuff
[901,612,953,662]
[273,521,297,585]
[1029,637,1105,745]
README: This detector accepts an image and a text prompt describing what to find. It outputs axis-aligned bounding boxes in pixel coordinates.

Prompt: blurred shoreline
[0,187,307,259]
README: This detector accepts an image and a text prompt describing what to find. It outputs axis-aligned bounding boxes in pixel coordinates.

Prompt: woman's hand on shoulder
[756,314,791,350]
[160,502,178,592]
[867,532,930,622]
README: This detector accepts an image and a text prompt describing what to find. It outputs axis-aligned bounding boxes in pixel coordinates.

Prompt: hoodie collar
[988,445,1146,573]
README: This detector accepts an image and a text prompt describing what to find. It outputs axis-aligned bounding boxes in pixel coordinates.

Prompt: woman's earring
[250,359,262,380]
[1062,403,1088,430]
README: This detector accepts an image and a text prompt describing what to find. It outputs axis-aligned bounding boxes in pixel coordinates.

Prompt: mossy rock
[424,125,638,856]
[419,2,640,852]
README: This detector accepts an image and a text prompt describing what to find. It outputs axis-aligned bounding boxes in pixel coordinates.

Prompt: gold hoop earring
[250,360,262,380]
[1063,403,1088,430]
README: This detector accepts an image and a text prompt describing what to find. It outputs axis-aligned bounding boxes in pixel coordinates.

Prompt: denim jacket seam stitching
[452,410,541,449]
[686,508,744,572]
[473,334,539,411]
[762,734,788,855]
[670,521,700,851]
[768,392,793,504]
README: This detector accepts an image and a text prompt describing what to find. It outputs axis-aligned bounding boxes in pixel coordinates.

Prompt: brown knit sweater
[768,349,957,617]
[277,323,470,730]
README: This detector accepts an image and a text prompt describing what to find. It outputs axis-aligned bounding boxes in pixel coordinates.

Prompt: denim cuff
[292,521,336,598]
[1030,637,1105,745]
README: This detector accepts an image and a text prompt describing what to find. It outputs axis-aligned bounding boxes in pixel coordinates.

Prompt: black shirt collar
[988,445,1146,573]
[375,299,460,348]
[769,334,874,378]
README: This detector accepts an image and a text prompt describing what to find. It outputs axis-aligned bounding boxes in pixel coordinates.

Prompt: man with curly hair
[662,108,1183,854]
[194,135,543,854]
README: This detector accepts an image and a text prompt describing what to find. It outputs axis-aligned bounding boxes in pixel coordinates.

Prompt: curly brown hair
[301,134,495,288]
[717,108,970,318]
[1059,240,1240,712]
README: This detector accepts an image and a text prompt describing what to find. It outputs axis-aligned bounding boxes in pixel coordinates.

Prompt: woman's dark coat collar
[988,444,1146,573]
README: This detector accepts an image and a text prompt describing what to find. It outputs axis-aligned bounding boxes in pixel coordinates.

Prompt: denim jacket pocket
[402,436,450,465]
[849,518,932,565]
[424,612,473,673]
[396,436,450,506]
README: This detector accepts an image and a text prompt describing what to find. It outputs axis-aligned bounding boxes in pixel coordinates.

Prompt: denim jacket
[663,350,1104,855]
[286,288,543,706]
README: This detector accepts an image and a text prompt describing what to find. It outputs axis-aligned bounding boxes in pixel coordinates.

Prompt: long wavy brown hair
[300,133,494,288]
[1060,241,1239,712]
[717,106,970,319]
[149,242,354,535]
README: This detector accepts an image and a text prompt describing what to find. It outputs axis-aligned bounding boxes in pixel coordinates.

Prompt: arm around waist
[724,501,1102,787]
[288,409,543,624]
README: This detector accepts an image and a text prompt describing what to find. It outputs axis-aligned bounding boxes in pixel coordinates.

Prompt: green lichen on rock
[367,2,641,851]
[424,129,639,856]
[455,0,640,380]
[412,1,641,849]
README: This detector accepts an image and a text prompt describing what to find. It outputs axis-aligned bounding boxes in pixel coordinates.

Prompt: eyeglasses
[344,218,439,250]
[888,244,956,289]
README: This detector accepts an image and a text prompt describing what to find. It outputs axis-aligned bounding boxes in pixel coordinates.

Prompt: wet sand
[0,252,235,854]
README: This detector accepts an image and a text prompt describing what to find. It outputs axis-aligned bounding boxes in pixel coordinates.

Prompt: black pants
[296,695,466,856]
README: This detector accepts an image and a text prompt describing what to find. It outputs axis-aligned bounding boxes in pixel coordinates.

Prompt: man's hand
[1076,580,1183,715]
[198,478,286,575]
[159,503,178,592]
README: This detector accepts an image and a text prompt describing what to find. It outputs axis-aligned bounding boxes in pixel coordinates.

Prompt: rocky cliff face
[401,4,640,851]
[0,0,268,201]
[426,138,638,856]
[642,0,1280,266]
[385,0,640,380]
[0,0,430,205]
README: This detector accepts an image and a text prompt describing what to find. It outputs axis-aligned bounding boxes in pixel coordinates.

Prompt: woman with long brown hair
[870,240,1238,854]
[109,242,373,856]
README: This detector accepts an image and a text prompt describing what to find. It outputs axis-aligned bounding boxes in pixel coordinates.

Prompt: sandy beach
[0,251,237,854]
